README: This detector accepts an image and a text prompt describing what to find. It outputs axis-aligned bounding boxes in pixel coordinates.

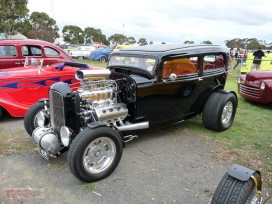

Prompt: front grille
[240,84,260,98]
[49,89,65,135]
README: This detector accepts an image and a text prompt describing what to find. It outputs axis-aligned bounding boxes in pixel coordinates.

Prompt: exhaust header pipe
[117,122,149,131]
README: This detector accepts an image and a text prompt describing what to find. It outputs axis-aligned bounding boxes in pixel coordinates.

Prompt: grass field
[80,59,272,188]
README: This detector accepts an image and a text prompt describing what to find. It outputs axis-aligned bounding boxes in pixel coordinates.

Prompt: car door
[0,67,37,103]
[156,55,204,123]
[0,44,21,68]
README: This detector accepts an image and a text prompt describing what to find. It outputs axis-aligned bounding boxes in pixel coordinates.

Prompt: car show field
[0,45,271,203]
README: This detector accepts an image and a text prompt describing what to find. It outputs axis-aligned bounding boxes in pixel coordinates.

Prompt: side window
[163,57,198,77]
[22,45,42,56]
[203,54,225,70]
[45,47,59,56]
[0,45,17,57]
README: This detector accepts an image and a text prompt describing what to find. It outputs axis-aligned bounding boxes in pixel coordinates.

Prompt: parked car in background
[25,44,237,183]
[112,44,133,52]
[238,70,272,103]
[0,58,104,120]
[69,45,96,60]
[89,48,113,62]
[240,52,272,74]
[0,39,73,69]
[109,45,134,60]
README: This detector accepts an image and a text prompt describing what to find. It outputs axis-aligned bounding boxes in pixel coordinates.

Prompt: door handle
[15,63,21,64]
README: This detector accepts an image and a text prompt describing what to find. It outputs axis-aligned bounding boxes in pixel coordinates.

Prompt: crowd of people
[229,46,269,71]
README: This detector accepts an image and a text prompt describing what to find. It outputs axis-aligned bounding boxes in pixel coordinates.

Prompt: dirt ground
[0,114,268,204]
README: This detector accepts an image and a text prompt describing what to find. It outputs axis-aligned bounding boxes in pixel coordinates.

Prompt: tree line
[1,0,272,49]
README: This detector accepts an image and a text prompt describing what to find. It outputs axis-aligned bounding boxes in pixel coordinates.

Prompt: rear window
[163,57,199,77]
[45,47,59,56]
[0,45,17,57]
[203,54,225,70]
[22,45,42,56]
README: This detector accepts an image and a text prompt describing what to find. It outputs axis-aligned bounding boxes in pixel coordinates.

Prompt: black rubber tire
[211,172,257,204]
[202,92,237,131]
[100,56,107,62]
[68,126,123,183]
[0,106,3,120]
[78,56,83,60]
[24,101,46,136]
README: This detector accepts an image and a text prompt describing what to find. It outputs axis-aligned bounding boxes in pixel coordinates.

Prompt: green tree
[84,27,99,43]
[127,37,136,45]
[108,34,127,46]
[225,38,245,48]
[203,40,212,44]
[184,40,194,44]
[25,12,59,42]
[62,25,84,44]
[84,27,108,45]
[246,38,261,50]
[149,41,153,45]
[0,0,29,36]
[138,38,148,46]
[161,42,166,44]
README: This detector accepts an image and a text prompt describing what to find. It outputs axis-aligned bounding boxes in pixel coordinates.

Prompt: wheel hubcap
[221,101,233,124]
[83,137,116,174]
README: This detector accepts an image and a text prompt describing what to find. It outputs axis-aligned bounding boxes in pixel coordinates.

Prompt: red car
[0,39,73,69]
[0,60,103,119]
[238,71,272,103]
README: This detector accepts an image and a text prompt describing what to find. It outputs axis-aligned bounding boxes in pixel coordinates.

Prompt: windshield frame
[108,55,158,74]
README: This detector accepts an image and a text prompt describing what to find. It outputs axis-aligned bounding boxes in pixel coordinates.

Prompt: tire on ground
[100,56,107,62]
[211,172,258,204]
[68,126,123,183]
[202,92,237,131]
[24,101,46,136]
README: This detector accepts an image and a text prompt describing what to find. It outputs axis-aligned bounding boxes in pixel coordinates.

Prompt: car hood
[246,71,272,81]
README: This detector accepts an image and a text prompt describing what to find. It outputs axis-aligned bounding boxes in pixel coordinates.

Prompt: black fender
[227,164,262,191]
[216,88,238,108]
[189,85,238,115]
[86,122,126,148]
[87,121,109,129]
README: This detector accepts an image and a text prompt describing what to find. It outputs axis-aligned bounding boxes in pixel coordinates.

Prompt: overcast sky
[27,0,272,46]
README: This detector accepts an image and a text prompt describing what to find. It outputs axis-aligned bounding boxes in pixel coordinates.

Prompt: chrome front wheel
[68,126,123,182]
[83,137,116,174]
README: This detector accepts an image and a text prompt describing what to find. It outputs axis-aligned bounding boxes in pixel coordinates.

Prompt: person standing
[233,50,245,69]
[251,46,265,71]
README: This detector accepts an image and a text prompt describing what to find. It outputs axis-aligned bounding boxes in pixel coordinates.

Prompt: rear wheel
[68,126,123,183]
[100,56,107,62]
[211,172,260,204]
[78,56,83,60]
[202,92,237,131]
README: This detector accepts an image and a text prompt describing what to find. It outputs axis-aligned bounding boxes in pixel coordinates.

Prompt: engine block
[76,69,128,123]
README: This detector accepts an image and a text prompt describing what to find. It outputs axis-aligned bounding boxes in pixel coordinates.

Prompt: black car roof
[113,44,229,57]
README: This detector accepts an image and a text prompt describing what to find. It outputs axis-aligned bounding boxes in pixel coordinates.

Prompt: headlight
[260,82,265,90]
[60,126,72,146]
[36,111,46,127]
[237,77,241,84]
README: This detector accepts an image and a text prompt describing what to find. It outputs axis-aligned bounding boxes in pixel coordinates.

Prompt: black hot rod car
[24,44,237,182]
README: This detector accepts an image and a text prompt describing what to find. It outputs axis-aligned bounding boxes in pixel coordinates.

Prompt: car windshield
[108,56,156,72]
